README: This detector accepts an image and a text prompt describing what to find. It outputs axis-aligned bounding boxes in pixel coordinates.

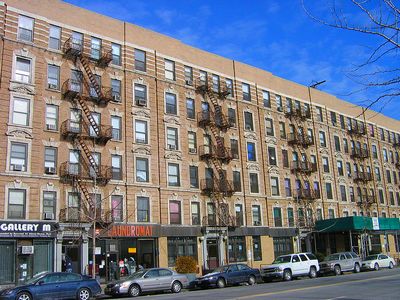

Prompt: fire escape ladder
[79,55,102,98]
[76,96,100,136]
[75,177,94,211]
[76,137,98,172]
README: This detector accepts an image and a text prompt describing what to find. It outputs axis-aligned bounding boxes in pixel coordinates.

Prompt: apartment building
[0,0,399,285]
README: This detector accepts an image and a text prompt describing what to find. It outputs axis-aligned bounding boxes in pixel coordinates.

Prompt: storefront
[0,220,58,285]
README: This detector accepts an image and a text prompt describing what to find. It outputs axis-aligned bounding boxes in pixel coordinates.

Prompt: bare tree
[302,0,400,115]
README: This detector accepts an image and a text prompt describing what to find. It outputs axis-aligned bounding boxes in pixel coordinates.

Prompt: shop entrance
[62,241,81,273]
[137,239,155,269]
[206,239,219,270]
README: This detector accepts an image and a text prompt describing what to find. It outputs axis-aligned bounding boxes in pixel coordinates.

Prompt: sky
[64,0,400,121]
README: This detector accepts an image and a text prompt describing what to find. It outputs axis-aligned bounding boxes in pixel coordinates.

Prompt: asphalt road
[101,268,400,300]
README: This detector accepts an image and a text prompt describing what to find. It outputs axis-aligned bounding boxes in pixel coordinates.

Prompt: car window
[350,252,359,259]
[380,255,388,259]
[238,264,250,271]
[43,274,60,284]
[273,255,291,264]
[345,253,352,259]
[299,254,308,261]
[228,265,239,272]
[145,270,159,278]
[292,255,300,263]
[64,273,81,281]
[340,254,346,260]
[306,253,317,260]
[159,269,173,276]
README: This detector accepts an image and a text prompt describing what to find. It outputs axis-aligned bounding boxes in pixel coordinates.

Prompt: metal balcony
[200,178,235,196]
[62,79,82,100]
[284,108,311,120]
[198,145,233,163]
[63,37,83,60]
[96,46,113,67]
[61,119,113,144]
[60,161,112,185]
[356,195,375,207]
[287,133,314,148]
[87,86,114,105]
[350,149,369,159]
[59,207,88,223]
[347,126,366,136]
[201,215,236,227]
[197,110,231,131]
[293,188,320,200]
[290,161,317,174]
[353,172,373,183]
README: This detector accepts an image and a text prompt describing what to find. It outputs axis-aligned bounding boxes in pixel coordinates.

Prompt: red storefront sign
[106,224,159,237]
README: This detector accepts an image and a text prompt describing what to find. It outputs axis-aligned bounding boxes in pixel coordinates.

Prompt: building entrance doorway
[62,241,81,273]
[206,239,219,270]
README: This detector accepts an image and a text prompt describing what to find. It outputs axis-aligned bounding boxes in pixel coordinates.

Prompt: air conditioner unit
[12,164,23,171]
[189,148,197,154]
[185,80,193,86]
[20,246,34,255]
[43,212,54,220]
[168,144,177,150]
[46,124,57,130]
[48,83,58,89]
[113,94,121,102]
[45,167,56,175]
[136,99,147,106]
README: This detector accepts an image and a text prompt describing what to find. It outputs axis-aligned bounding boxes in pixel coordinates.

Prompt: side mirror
[37,280,45,285]
[144,275,149,278]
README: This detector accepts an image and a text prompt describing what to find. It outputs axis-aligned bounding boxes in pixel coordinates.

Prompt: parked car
[361,253,396,271]
[260,253,319,281]
[319,252,361,275]
[193,263,261,288]
[104,268,189,297]
[0,271,101,300]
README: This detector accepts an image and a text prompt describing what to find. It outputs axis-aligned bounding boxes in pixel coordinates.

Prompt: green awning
[315,216,400,233]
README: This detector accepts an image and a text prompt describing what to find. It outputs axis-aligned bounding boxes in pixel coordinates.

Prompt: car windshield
[128,270,146,279]
[325,254,340,261]
[273,255,291,264]
[212,266,228,273]
[365,255,378,260]
[23,271,49,285]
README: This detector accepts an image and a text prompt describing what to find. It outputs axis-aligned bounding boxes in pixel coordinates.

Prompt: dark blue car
[0,272,101,300]
[194,263,261,288]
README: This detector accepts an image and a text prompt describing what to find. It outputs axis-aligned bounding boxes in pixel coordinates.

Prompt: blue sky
[64,0,399,120]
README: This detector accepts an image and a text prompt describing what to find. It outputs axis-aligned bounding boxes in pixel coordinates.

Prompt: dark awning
[315,216,400,233]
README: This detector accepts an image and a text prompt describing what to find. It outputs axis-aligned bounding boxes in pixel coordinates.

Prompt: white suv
[261,253,320,281]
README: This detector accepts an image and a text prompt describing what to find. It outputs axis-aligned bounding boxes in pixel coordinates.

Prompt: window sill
[43,129,59,133]
[17,38,34,46]
[45,87,61,93]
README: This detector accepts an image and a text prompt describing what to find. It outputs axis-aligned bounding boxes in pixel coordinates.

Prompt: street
[100,268,400,300]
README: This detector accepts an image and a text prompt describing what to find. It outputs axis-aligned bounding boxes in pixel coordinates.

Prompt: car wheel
[16,292,32,300]
[171,281,182,293]
[389,262,394,269]
[374,263,379,271]
[248,275,256,285]
[309,266,317,278]
[216,278,226,288]
[334,265,341,276]
[354,263,361,273]
[283,269,292,281]
[129,284,141,297]
[77,288,91,300]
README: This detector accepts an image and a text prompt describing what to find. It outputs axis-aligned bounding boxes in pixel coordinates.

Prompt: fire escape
[285,105,319,230]
[196,79,236,228]
[348,122,374,213]
[59,37,114,225]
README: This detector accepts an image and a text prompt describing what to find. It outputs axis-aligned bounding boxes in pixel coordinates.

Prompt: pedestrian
[65,255,73,273]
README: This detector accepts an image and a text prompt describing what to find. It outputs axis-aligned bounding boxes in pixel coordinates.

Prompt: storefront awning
[315,216,400,233]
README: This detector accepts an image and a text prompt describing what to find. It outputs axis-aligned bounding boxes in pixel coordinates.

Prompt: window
[48,25,61,50]
[284,178,292,197]
[252,205,261,226]
[282,149,289,168]
[383,149,388,162]
[340,185,347,202]
[184,66,193,85]
[189,202,200,225]
[330,111,337,126]
[111,195,123,222]
[225,78,233,97]
[186,98,195,119]
[244,112,254,131]
[165,59,175,81]
[137,197,150,222]
[233,171,241,192]
[111,116,121,140]
[235,204,244,226]
[169,201,181,224]
[316,106,323,122]
[372,145,378,159]
[111,79,121,102]
[378,189,385,204]
[322,157,330,173]
[268,147,277,166]
[273,207,282,227]
[18,15,34,42]
[375,167,381,181]
[167,127,178,150]
[273,237,294,257]
[247,142,256,161]
[339,114,345,129]
[15,57,31,83]
[253,236,262,261]
[242,83,250,101]
[228,108,236,127]
[231,139,239,159]
[343,138,349,153]
[276,95,283,111]
[168,237,197,267]
[43,191,56,217]
[228,236,247,262]
[111,155,122,180]
[199,70,207,85]
[212,74,220,92]
[10,142,27,171]
[287,208,294,227]
[168,163,180,186]
[134,49,146,72]
[111,43,121,65]
[189,166,199,188]
[135,157,149,182]
[337,160,344,176]
[389,191,395,206]
[326,182,333,199]
[165,93,177,115]
[133,83,147,106]
[319,131,326,147]
[263,91,270,107]
[207,203,216,225]
[8,189,26,219]
[279,122,286,139]
[44,147,57,174]
[265,118,274,136]
[271,176,280,196]
[346,162,352,177]
[71,31,83,51]
[90,37,101,60]
[334,136,341,152]
[12,97,30,126]
[47,65,60,90]
[249,173,259,193]
[386,169,392,183]
[135,120,148,144]
[188,131,197,153]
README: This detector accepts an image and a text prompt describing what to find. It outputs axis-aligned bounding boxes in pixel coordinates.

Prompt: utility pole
[92,171,97,279]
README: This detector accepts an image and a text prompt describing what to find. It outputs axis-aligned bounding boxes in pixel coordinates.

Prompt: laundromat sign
[0,221,58,238]
[107,224,160,237]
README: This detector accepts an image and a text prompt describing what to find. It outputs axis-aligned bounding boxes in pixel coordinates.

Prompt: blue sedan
[194,263,261,288]
[0,272,101,300]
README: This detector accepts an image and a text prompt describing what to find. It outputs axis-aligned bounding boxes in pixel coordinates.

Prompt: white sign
[95,247,102,255]
[372,217,380,230]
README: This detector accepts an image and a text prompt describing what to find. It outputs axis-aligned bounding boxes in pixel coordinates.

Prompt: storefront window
[253,236,262,261]
[228,236,246,262]
[33,240,54,275]
[0,241,15,283]
[167,237,197,267]
[273,237,294,258]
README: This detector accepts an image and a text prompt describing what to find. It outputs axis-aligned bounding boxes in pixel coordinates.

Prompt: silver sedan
[104,268,189,297]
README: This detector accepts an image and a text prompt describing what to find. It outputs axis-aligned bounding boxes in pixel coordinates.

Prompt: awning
[315,216,400,233]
